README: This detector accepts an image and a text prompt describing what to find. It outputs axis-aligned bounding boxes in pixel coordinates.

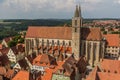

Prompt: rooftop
[103,34,120,47]
[12,71,29,80]
[26,26,103,41]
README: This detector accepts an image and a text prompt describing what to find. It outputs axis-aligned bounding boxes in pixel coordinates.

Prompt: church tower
[72,5,82,60]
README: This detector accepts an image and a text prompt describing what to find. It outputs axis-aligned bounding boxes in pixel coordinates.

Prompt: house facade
[104,34,120,59]
[7,46,25,63]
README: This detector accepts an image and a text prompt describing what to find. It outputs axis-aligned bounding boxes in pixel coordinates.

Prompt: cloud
[1,0,74,12]
[0,0,120,19]
[114,0,120,4]
[0,0,75,19]
[84,0,102,4]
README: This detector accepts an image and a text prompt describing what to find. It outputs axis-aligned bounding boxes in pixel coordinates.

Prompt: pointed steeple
[78,5,82,17]
[74,5,81,17]
[74,5,79,17]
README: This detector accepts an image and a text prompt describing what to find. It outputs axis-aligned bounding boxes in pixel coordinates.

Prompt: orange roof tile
[26,26,72,40]
[97,72,120,80]
[0,67,6,75]
[41,61,65,80]
[4,69,14,78]
[81,28,103,41]
[86,64,120,80]
[33,54,56,67]
[0,44,3,49]
[86,66,98,80]
[12,71,29,80]
[103,34,120,47]
[100,59,120,74]
[26,26,103,41]
[0,47,10,55]
[42,68,53,80]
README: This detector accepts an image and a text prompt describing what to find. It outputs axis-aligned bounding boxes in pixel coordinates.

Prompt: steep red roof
[97,72,120,80]
[86,64,120,80]
[33,54,56,67]
[100,59,120,74]
[0,44,3,49]
[103,34,120,47]
[10,45,25,55]
[26,26,103,41]
[86,66,98,80]
[0,67,6,75]
[81,28,103,41]
[4,69,14,79]
[0,48,10,55]
[0,55,10,66]
[12,70,29,80]
[26,26,72,40]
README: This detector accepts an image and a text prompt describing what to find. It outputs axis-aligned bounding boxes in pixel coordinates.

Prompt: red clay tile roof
[41,61,65,80]
[0,48,10,55]
[0,55,10,66]
[97,72,120,80]
[86,64,120,80]
[0,67,6,75]
[42,68,53,80]
[10,45,25,55]
[81,28,103,41]
[33,54,56,67]
[100,59,120,74]
[103,34,120,47]
[40,54,55,64]
[0,44,3,49]
[12,70,29,80]
[4,69,14,78]
[86,66,99,80]
[26,26,72,40]
[26,26,103,41]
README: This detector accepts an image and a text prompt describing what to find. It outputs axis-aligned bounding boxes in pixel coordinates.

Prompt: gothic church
[25,5,105,66]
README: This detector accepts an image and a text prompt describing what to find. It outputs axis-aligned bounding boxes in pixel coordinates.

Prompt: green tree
[18,38,24,43]
[103,31,107,34]
[8,41,17,47]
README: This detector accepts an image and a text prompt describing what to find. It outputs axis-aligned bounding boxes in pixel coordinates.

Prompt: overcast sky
[0,0,120,19]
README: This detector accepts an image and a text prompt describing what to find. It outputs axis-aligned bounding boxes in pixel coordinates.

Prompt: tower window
[75,20,77,26]
[75,28,77,32]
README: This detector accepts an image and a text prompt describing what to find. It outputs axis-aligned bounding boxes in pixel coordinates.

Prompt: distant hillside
[0,19,119,40]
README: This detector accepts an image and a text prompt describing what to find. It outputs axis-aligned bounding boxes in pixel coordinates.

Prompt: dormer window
[104,69,106,72]
[115,71,117,73]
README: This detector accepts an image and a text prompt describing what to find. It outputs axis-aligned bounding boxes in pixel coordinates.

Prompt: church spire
[78,5,82,17]
[74,5,81,17]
